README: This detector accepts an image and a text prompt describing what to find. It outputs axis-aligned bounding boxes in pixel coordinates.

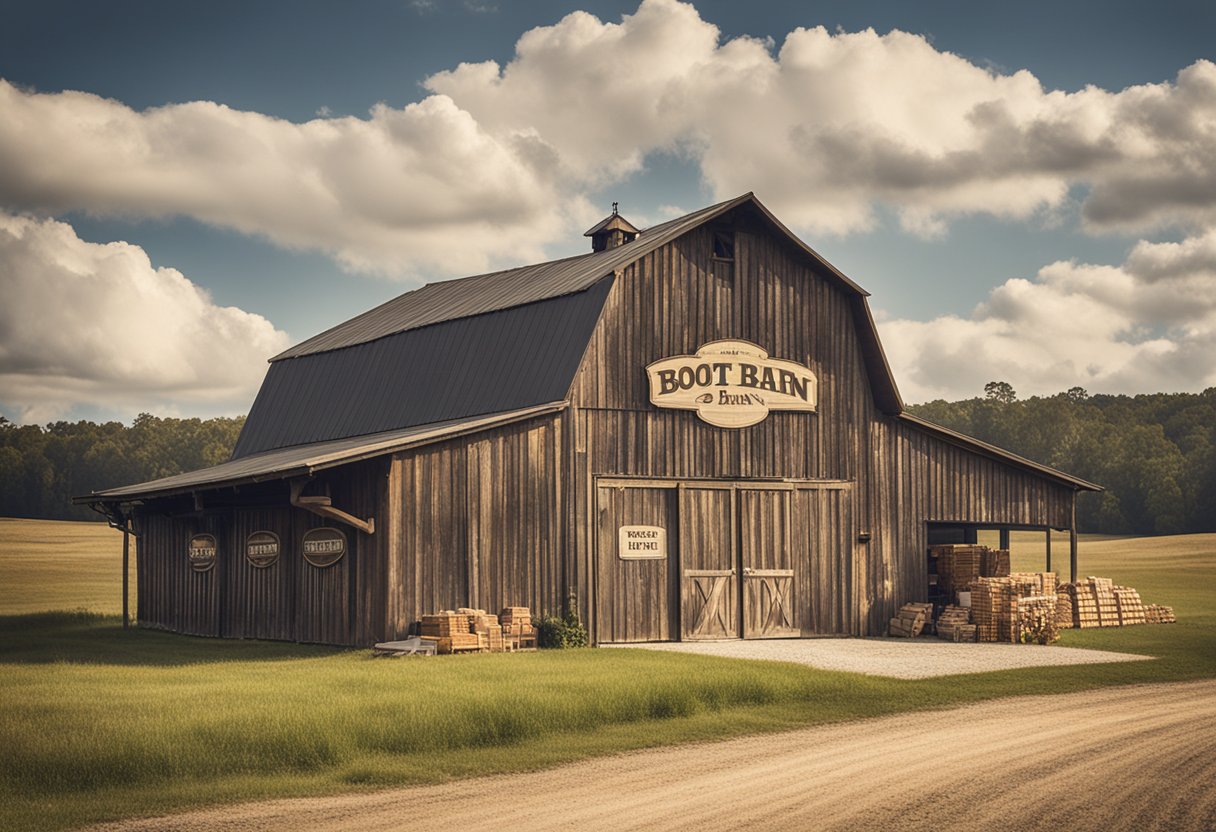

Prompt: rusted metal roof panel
[78,402,567,503]
[232,277,611,458]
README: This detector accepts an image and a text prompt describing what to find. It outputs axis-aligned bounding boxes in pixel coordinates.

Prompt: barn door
[595,484,678,643]
[679,485,737,640]
[738,487,799,639]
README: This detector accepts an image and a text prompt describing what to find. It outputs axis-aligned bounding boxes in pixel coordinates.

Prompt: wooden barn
[80,193,1101,646]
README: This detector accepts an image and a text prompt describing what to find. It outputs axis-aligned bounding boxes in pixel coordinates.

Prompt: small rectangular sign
[618,525,667,560]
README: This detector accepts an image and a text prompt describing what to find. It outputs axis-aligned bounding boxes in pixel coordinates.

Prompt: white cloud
[878,228,1216,402]
[0,213,290,422]
[427,0,1216,238]
[0,0,1214,271]
[0,81,581,278]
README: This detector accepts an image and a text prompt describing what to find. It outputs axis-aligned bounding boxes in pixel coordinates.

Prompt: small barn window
[712,232,735,260]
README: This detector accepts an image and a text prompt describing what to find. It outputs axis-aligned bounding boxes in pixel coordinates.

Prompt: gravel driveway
[606,637,1152,678]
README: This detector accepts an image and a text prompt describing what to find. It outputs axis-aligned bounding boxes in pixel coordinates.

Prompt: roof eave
[898,412,1104,492]
[75,401,569,506]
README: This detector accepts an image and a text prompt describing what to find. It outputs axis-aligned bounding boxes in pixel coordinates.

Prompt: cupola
[584,203,640,252]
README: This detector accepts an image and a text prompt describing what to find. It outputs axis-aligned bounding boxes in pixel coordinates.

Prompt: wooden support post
[121,515,130,629]
[1045,528,1053,574]
[998,528,1010,550]
[1070,492,1079,584]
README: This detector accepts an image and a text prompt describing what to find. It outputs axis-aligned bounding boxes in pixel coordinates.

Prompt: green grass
[1,520,1213,831]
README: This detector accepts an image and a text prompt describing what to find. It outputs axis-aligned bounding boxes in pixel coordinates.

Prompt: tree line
[908,385,1216,535]
[1,386,1213,535]
[0,414,244,521]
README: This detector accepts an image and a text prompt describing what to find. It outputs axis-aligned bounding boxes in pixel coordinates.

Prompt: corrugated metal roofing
[232,278,612,458]
[273,194,762,361]
[79,402,567,503]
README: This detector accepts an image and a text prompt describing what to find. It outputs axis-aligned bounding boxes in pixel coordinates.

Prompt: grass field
[1,519,1213,831]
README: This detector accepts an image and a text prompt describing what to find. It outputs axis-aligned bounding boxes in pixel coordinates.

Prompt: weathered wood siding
[568,215,1076,637]
[384,415,565,639]
[134,459,390,646]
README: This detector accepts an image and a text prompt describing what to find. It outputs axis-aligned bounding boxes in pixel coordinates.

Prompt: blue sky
[1,0,1214,422]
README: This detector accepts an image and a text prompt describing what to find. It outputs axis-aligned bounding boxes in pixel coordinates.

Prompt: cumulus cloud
[0,213,290,422]
[0,81,582,277]
[1,0,1214,270]
[878,228,1216,402]
[428,0,1216,238]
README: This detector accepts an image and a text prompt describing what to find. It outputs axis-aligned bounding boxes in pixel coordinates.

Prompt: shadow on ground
[0,612,346,666]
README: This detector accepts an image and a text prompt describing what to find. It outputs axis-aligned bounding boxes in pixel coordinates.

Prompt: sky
[1,0,1214,423]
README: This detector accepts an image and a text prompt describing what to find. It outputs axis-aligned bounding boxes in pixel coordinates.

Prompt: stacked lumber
[1016,594,1060,644]
[1113,586,1147,626]
[421,612,472,638]
[1144,604,1177,624]
[419,608,524,653]
[935,605,977,642]
[930,545,983,600]
[500,607,537,650]
[888,603,933,637]
[1089,577,1120,627]
[971,578,1015,642]
[1010,572,1057,598]
[981,548,1011,578]
[1060,582,1101,628]
[1055,590,1075,629]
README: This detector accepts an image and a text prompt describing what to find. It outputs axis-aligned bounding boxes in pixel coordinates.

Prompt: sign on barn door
[738,488,799,638]
[679,484,738,640]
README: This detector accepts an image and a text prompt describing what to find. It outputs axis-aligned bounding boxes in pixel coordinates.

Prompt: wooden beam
[1045,528,1053,574]
[998,528,1010,550]
[121,516,130,630]
[1070,493,1079,584]
[290,476,375,534]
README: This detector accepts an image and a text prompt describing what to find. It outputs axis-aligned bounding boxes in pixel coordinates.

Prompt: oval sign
[245,530,280,568]
[302,527,346,568]
[188,533,217,573]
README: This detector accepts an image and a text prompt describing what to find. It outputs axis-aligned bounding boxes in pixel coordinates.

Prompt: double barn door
[596,481,814,642]
[681,484,798,640]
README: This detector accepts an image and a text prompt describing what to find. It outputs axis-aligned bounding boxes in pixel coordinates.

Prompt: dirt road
[96,680,1216,832]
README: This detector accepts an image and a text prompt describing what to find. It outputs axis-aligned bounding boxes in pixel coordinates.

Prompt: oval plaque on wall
[245,530,280,568]
[188,533,217,573]
[302,527,346,568]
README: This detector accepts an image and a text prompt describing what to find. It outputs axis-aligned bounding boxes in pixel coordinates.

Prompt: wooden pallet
[1113,586,1147,626]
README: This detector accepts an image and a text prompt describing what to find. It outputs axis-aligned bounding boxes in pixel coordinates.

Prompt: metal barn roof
[79,402,567,503]
[232,277,612,458]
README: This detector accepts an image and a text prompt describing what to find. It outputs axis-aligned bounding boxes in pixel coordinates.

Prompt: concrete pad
[605,637,1153,679]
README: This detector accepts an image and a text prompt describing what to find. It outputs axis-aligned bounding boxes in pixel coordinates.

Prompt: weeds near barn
[1,520,1214,832]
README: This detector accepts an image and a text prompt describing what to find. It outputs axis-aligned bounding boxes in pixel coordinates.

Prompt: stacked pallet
[420,608,528,653]
[935,605,977,642]
[1113,586,1147,626]
[930,545,984,601]
[1060,582,1101,628]
[981,548,1011,578]
[970,578,1015,642]
[888,603,933,637]
[1055,590,1075,629]
[1144,604,1177,624]
[1089,577,1120,627]
[1010,572,1057,598]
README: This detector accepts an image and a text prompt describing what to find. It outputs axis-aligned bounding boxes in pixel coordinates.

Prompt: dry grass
[0,518,130,615]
